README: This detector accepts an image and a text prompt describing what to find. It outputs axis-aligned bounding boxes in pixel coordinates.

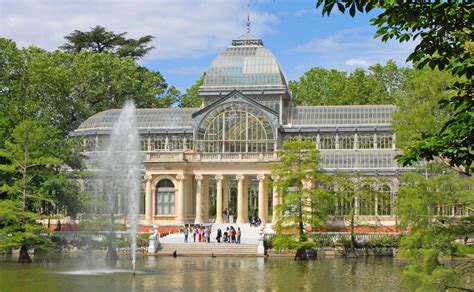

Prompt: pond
[0,253,416,291]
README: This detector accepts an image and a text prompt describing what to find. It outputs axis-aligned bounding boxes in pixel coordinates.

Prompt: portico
[143,170,275,226]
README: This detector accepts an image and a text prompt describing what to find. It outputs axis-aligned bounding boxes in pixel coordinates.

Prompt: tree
[0,39,174,136]
[60,25,154,60]
[396,170,474,291]
[289,61,410,105]
[316,0,473,175]
[392,68,455,149]
[179,74,204,108]
[328,172,386,256]
[0,200,51,262]
[0,120,83,261]
[271,140,332,258]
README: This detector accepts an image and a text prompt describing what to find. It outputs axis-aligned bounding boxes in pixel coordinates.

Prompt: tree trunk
[346,215,358,258]
[18,244,32,263]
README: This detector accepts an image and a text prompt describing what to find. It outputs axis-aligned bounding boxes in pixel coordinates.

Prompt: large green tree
[316,0,473,175]
[0,120,83,261]
[396,170,474,291]
[0,38,174,136]
[271,140,332,257]
[289,60,410,105]
[60,25,154,60]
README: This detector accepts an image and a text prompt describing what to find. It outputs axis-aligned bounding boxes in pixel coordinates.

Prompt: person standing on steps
[183,226,189,243]
[192,226,197,242]
[216,228,222,243]
[237,227,241,244]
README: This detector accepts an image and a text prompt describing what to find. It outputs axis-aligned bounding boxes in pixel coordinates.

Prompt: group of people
[182,225,242,244]
[250,215,262,227]
[183,226,212,243]
[222,208,234,223]
[215,226,241,244]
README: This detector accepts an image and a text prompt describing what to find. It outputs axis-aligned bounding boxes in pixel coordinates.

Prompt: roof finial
[246,4,251,33]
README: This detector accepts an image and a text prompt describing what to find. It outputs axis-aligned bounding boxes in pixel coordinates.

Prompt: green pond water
[0,254,417,292]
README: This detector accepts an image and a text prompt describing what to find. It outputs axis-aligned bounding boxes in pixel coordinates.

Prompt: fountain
[99,100,141,274]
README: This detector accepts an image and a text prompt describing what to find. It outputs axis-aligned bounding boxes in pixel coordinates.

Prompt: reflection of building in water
[73,28,424,229]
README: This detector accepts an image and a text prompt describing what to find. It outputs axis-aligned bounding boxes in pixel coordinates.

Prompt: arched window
[377,184,392,215]
[320,135,336,149]
[196,103,275,153]
[339,135,354,149]
[358,134,374,149]
[359,184,376,215]
[377,134,393,149]
[155,179,175,215]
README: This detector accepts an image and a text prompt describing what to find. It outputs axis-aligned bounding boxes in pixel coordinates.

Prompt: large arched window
[155,179,175,215]
[196,103,275,153]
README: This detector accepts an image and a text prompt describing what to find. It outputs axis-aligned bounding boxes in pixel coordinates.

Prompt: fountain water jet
[99,100,141,272]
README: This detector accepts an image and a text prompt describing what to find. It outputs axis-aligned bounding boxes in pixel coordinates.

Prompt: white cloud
[0,0,278,61]
[289,26,417,78]
[345,59,371,67]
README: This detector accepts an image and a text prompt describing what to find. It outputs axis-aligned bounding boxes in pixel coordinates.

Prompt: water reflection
[0,254,415,291]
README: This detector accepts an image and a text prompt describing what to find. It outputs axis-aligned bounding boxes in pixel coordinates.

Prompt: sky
[0,0,416,92]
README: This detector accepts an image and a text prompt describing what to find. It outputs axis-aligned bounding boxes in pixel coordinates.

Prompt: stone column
[223,176,229,211]
[215,175,224,224]
[145,174,153,224]
[243,177,249,222]
[194,175,203,224]
[271,176,280,224]
[236,174,245,224]
[176,174,185,224]
[257,174,268,223]
[202,176,210,222]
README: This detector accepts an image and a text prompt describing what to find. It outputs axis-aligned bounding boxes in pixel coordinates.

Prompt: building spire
[246,4,251,33]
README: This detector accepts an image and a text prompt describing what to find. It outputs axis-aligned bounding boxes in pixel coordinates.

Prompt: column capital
[215,174,224,181]
[176,174,185,181]
[195,174,203,181]
[271,175,279,181]
[257,174,266,181]
[144,174,152,181]
[236,174,244,181]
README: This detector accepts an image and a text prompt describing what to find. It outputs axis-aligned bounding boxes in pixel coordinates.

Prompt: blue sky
[1,0,415,92]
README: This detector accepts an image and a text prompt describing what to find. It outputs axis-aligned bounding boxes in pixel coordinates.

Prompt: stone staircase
[154,243,259,256]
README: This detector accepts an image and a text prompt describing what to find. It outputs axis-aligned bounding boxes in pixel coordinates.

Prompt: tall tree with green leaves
[289,60,410,105]
[316,0,473,175]
[271,140,331,257]
[392,68,454,149]
[60,25,154,60]
[396,170,474,291]
[0,38,173,136]
[0,120,83,261]
[179,74,204,108]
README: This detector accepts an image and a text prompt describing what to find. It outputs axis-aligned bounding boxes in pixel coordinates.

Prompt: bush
[367,236,400,249]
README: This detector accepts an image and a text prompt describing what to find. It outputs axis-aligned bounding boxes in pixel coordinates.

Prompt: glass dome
[202,32,287,89]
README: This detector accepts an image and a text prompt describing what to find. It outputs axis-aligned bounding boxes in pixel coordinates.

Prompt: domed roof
[201,32,287,91]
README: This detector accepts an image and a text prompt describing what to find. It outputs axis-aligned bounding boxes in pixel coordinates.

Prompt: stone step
[154,243,259,256]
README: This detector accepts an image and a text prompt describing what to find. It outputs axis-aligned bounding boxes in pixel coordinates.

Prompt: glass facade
[196,103,275,153]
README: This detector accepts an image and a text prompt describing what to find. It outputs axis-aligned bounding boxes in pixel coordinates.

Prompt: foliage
[316,0,473,175]
[271,234,318,251]
[367,236,400,249]
[60,25,154,60]
[0,200,51,252]
[395,170,474,291]
[289,60,410,105]
[392,68,455,149]
[179,74,204,108]
[0,38,173,136]
[271,140,332,248]
[0,120,83,216]
[327,172,388,251]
